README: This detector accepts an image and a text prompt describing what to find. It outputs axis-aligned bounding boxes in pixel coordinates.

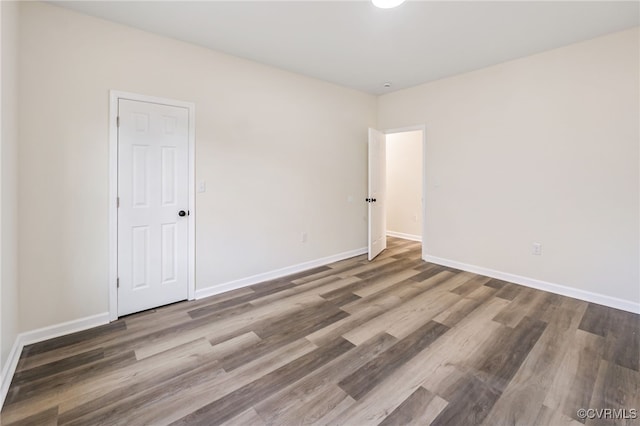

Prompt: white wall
[1,0,20,369]
[18,2,376,331]
[379,28,640,307]
[386,131,422,240]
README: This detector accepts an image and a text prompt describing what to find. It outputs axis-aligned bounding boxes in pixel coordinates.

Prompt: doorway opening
[385,129,423,243]
[367,126,426,261]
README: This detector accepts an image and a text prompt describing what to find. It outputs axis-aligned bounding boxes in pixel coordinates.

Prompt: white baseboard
[0,336,23,409]
[0,312,109,409]
[423,255,640,314]
[386,231,422,242]
[196,247,368,300]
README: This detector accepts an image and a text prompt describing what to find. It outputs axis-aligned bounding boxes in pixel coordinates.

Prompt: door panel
[118,99,189,316]
[161,223,178,283]
[368,128,387,261]
[161,147,177,205]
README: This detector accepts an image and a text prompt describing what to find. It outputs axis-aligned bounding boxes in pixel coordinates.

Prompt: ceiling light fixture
[372,0,406,9]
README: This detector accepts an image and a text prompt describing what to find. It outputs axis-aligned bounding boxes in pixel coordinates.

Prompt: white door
[117,99,190,316]
[368,128,387,261]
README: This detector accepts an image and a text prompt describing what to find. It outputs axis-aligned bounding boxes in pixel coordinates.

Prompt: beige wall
[379,28,640,305]
[386,131,422,239]
[18,2,376,331]
[1,0,20,368]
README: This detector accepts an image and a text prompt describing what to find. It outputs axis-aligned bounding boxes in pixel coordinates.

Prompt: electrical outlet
[301,232,308,243]
[532,242,542,256]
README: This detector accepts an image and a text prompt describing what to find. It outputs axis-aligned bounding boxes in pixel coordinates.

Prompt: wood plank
[543,329,605,422]
[59,359,226,426]
[493,281,522,300]
[187,284,293,319]
[588,360,640,426]
[267,385,352,425]
[354,258,422,281]
[335,256,397,277]
[170,338,355,425]
[341,272,462,345]
[207,331,261,361]
[293,258,364,284]
[55,338,217,424]
[481,297,586,425]
[187,269,331,321]
[534,405,585,426]
[474,316,547,392]
[409,265,448,282]
[219,304,348,371]
[419,297,510,397]
[341,271,454,316]
[11,348,104,386]
[248,275,343,307]
[254,332,397,425]
[2,406,58,426]
[338,321,449,400]
[18,321,126,359]
[118,307,250,360]
[578,303,612,337]
[351,267,422,298]
[195,292,330,345]
[305,304,391,347]
[412,262,441,272]
[492,286,542,327]
[450,275,491,296]
[4,350,136,406]
[129,339,316,426]
[1,338,212,424]
[220,407,265,426]
[603,328,640,372]
[432,285,497,328]
[434,375,502,425]
[384,291,459,340]
[329,297,509,425]
[601,308,640,372]
[314,394,357,425]
[484,278,508,289]
[378,386,448,426]
[60,338,317,426]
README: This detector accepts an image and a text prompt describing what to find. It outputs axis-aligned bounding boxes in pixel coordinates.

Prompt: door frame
[382,124,427,260]
[108,90,196,321]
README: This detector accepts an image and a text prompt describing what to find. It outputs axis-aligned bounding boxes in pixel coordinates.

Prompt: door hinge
[117,277,120,288]
[116,116,120,128]
[117,197,120,208]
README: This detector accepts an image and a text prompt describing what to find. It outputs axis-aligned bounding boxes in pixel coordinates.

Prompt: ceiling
[50,1,639,95]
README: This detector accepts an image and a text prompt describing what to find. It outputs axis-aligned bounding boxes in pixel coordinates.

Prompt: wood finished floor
[2,237,639,425]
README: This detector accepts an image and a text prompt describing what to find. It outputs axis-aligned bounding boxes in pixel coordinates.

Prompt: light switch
[197,180,206,193]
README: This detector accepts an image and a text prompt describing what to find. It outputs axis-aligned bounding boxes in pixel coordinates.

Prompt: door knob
[178,210,187,217]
